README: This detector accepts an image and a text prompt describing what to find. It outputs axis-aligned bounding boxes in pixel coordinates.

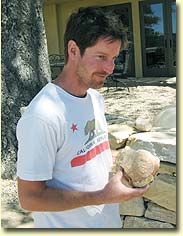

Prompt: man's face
[75,38,122,89]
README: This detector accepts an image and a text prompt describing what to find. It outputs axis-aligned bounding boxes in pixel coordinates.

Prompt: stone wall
[108,106,176,228]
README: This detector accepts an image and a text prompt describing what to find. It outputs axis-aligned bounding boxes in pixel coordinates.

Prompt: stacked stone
[108,106,176,228]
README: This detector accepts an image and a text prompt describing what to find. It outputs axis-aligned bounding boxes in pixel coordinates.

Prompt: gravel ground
[1,77,176,228]
[100,82,176,124]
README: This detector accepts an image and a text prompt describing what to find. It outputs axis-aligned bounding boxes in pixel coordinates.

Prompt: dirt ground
[101,77,176,123]
[1,77,176,228]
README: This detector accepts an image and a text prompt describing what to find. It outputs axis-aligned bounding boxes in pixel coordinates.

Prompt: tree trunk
[1,0,51,179]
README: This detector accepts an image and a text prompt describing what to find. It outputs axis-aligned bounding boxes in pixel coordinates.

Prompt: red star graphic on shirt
[71,123,78,133]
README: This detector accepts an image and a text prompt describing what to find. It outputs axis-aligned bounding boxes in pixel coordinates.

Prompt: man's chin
[91,80,105,89]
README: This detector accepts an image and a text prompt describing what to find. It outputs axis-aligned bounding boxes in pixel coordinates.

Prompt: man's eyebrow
[95,51,108,55]
[95,52,119,58]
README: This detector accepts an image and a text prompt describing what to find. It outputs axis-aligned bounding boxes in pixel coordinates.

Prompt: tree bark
[1,0,51,179]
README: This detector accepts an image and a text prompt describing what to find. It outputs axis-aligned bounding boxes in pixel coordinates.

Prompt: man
[17,6,149,228]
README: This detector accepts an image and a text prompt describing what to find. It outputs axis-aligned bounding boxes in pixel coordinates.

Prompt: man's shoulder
[21,83,64,123]
[87,88,103,99]
[87,89,105,109]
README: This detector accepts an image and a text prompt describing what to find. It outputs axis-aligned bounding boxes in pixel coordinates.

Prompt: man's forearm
[18,179,104,211]
[33,187,104,211]
[18,171,149,212]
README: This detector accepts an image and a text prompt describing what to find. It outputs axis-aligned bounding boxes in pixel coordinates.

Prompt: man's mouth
[94,73,108,79]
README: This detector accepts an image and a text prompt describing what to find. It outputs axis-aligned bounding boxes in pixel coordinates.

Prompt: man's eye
[97,55,106,60]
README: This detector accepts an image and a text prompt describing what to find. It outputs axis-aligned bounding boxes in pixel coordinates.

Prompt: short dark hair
[64,6,128,63]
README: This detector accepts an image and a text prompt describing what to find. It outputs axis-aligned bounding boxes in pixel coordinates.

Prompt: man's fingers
[129,184,150,197]
[115,168,123,180]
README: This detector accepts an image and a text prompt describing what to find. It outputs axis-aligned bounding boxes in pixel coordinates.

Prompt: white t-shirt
[16,82,122,228]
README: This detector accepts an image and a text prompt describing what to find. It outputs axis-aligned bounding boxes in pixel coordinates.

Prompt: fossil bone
[117,147,160,187]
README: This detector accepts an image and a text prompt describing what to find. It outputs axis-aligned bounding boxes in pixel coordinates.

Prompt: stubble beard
[90,73,108,89]
[90,79,105,89]
[77,72,107,90]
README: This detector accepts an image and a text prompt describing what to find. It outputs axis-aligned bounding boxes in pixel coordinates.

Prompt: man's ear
[67,40,80,61]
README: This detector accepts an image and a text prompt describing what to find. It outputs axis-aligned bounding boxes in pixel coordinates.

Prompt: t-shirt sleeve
[90,89,105,114]
[16,115,57,181]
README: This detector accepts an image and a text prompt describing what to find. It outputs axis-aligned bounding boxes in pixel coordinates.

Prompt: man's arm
[18,171,149,212]
[17,177,103,211]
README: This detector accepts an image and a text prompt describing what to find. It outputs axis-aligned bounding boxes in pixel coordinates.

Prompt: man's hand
[100,169,149,204]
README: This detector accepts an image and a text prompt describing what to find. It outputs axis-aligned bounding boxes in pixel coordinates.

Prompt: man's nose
[103,60,115,75]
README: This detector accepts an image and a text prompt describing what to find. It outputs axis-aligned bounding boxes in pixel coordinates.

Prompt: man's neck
[52,66,88,98]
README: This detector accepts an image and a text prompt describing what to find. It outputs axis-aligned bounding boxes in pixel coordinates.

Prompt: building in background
[44,0,176,78]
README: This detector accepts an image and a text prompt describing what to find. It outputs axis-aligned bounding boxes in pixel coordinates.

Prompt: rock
[159,162,176,176]
[119,197,145,216]
[145,202,176,225]
[153,106,176,129]
[144,173,176,211]
[120,215,125,228]
[117,147,160,187]
[123,216,174,228]
[108,124,134,149]
[108,133,127,150]
[135,114,152,132]
[126,131,176,164]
